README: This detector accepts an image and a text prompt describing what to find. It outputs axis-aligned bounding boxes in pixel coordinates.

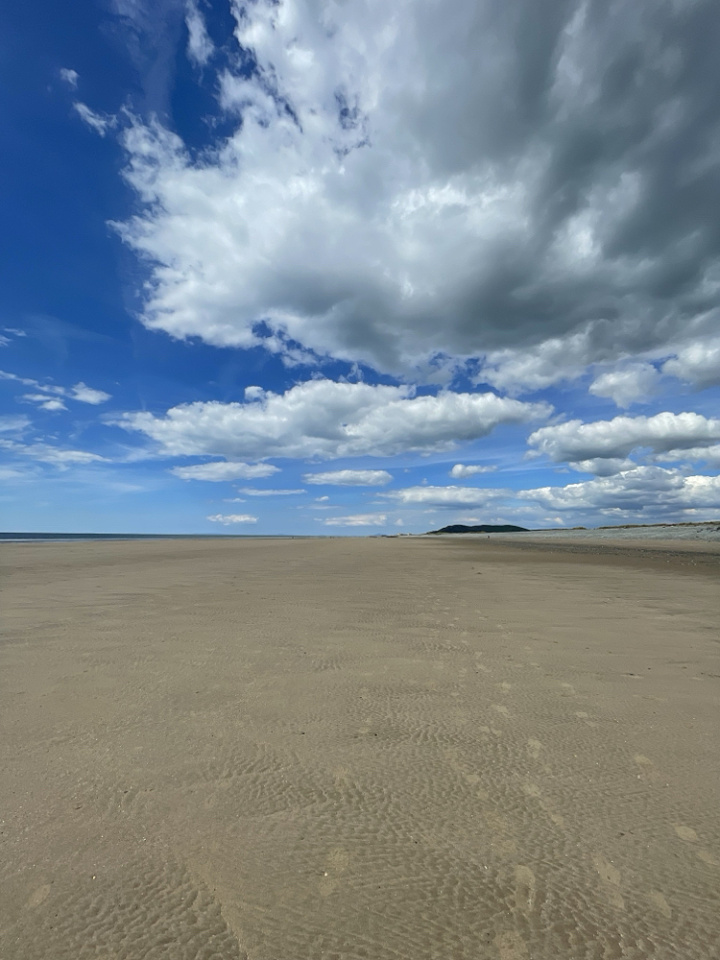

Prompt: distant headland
[425,524,529,534]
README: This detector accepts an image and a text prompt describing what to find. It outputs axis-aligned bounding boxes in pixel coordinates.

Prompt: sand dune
[1,537,718,959]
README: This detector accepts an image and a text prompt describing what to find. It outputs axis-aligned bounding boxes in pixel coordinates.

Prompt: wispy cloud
[22,394,67,411]
[322,514,387,527]
[237,488,305,496]
[1,370,111,407]
[171,461,279,481]
[185,0,213,66]
[304,469,392,486]
[73,102,116,137]
[0,439,108,467]
[59,68,79,89]
[207,513,257,525]
[0,415,31,434]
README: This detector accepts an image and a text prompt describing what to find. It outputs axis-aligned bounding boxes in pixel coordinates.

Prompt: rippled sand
[1,536,719,959]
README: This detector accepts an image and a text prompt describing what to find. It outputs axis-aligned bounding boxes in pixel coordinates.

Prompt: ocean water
[0,533,303,543]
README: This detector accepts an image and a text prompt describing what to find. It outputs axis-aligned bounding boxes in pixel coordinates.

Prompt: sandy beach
[1,535,718,959]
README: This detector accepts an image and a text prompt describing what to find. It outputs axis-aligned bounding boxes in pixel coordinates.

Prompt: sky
[2,0,720,535]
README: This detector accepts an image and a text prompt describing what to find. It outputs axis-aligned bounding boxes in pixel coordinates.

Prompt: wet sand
[1,536,719,959]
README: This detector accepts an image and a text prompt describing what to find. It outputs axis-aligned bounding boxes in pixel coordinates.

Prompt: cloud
[567,458,635,477]
[322,514,387,526]
[304,469,392,486]
[110,0,720,384]
[22,394,67,412]
[0,439,108,466]
[384,485,505,507]
[0,466,34,482]
[73,102,116,137]
[522,467,720,515]
[383,466,720,522]
[0,415,30,434]
[237,487,305,496]
[663,337,720,389]
[121,380,549,461]
[70,382,112,404]
[30,447,107,465]
[528,412,720,464]
[171,461,279,481]
[588,363,660,408]
[107,0,187,115]
[59,68,79,88]
[185,0,213,66]
[1,370,111,406]
[479,329,604,393]
[449,463,496,478]
[207,513,258,524]
[655,444,720,469]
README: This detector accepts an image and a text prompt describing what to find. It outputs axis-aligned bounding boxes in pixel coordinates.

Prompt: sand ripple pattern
[1,537,719,959]
[2,856,244,960]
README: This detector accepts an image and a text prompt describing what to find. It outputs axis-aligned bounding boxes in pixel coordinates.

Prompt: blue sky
[2,0,720,534]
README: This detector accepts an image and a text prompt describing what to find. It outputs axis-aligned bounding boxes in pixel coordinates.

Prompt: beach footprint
[648,890,672,919]
[514,865,536,915]
[575,710,599,728]
[26,884,51,909]
[318,847,350,897]
[526,738,543,760]
[522,780,565,828]
[634,754,658,783]
[592,853,625,910]
[674,824,719,866]
[494,930,530,959]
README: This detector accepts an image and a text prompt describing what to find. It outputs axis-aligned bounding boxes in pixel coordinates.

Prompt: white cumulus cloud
[663,337,720,390]
[529,412,720,464]
[588,364,660,408]
[384,485,505,507]
[449,463,496,478]
[567,458,635,477]
[120,380,549,461]
[522,467,720,515]
[109,0,720,385]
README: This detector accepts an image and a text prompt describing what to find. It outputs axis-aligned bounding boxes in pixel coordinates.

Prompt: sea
[0,533,303,543]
